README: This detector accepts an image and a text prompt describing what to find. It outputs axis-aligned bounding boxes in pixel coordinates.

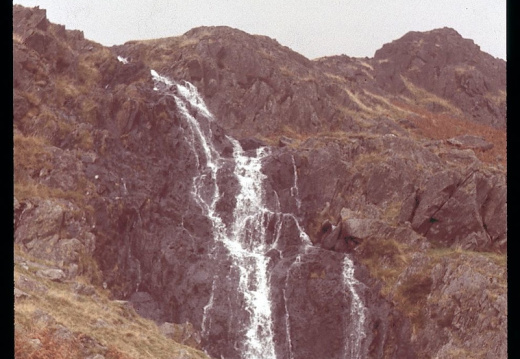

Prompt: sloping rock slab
[447,135,493,151]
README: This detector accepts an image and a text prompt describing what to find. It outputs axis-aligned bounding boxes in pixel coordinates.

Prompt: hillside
[14,5,506,359]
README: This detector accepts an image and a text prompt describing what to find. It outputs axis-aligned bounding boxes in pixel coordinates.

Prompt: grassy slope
[14,247,211,359]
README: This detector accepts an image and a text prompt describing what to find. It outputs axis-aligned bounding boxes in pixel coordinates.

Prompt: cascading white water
[290,156,301,212]
[342,255,367,359]
[281,252,304,359]
[151,69,367,359]
[227,138,277,358]
[202,279,216,336]
[152,70,278,358]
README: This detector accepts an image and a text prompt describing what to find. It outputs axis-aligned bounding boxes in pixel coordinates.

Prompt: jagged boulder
[411,169,506,252]
[14,198,96,272]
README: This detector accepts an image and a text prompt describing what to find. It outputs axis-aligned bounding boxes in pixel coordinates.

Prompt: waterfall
[151,70,367,359]
[152,70,277,358]
[342,255,367,359]
[227,138,277,358]
[290,155,301,213]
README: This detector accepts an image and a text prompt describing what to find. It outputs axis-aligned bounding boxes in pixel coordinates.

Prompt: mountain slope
[14,5,506,359]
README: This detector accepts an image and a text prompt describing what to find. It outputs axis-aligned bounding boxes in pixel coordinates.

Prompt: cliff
[14,5,506,359]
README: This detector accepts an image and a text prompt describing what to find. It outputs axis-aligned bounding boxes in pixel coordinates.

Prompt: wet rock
[238,137,266,151]
[269,248,417,359]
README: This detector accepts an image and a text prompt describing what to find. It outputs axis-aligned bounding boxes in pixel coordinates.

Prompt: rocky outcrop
[114,26,343,138]
[420,253,507,358]
[14,5,506,359]
[372,27,506,129]
[268,247,417,359]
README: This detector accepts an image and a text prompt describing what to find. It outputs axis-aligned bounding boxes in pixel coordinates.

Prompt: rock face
[14,5,506,359]
[372,28,506,129]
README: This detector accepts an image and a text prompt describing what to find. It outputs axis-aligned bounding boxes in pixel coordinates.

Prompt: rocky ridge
[14,5,506,359]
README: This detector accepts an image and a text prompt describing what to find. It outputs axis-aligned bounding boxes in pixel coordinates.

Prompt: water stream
[342,256,367,359]
[151,70,367,359]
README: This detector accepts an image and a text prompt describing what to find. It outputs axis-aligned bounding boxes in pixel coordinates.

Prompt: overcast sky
[13,0,506,60]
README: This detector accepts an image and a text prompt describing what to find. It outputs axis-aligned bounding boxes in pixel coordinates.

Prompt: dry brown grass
[178,37,199,48]
[358,235,506,333]
[351,150,389,171]
[76,47,113,86]
[428,246,507,286]
[382,201,403,226]
[14,248,211,359]
[357,238,412,296]
[54,77,82,106]
[15,326,83,359]
[14,182,85,203]
[364,91,416,118]
[391,99,506,167]
[343,88,377,115]
[15,325,134,359]
[400,76,463,116]
[358,60,374,71]
[14,134,52,181]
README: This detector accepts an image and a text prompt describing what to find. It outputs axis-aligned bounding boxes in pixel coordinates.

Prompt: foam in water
[227,138,277,358]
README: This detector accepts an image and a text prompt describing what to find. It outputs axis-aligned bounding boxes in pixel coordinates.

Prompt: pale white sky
[13,0,506,60]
